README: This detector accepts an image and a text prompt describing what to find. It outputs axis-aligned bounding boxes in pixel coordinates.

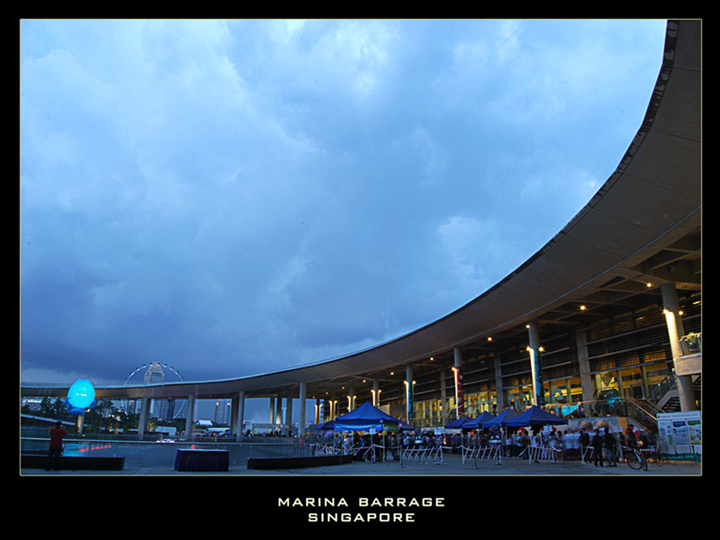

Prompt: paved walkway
[21,443,702,476]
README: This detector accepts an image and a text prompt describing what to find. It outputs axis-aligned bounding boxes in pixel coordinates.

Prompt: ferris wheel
[123,362,186,420]
[124,361,184,385]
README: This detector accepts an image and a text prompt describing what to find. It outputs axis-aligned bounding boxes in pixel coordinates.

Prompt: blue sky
[20,19,668,389]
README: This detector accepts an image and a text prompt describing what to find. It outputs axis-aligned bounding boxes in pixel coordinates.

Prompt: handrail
[646,374,677,405]
[626,398,659,428]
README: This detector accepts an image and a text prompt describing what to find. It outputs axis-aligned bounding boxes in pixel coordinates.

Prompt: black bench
[175,448,229,471]
[22,454,125,471]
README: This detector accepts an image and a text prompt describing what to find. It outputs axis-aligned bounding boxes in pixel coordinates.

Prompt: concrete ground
[20,443,702,476]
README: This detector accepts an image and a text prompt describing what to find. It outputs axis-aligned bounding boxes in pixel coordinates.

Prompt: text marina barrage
[278,497,446,524]
[278,497,445,508]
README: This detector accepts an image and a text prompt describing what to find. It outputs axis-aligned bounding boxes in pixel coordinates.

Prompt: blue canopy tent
[504,406,568,464]
[333,402,400,462]
[462,411,496,430]
[505,405,568,427]
[396,419,416,431]
[314,420,337,440]
[480,408,520,463]
[333,402,400,432]
[444,416,474,429]
[482,408,519,428]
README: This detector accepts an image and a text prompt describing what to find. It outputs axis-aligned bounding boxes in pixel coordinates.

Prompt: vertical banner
[406,381,414,422]
[406,365,414,423]
[454,367,465,418]
[530,348,545,406]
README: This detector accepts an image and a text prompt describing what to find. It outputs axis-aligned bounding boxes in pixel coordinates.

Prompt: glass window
[620,367,643,399]
[593,371,619,400]
[593,371,626,416]
[505,385,533,410]
[569,378,583,403]
[644,364,672,394]
[549,381,568,404]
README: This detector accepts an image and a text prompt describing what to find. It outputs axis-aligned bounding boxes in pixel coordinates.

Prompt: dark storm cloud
[20,19,667,385]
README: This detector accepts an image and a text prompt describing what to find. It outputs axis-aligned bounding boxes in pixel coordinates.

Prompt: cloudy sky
[20,19,668,388]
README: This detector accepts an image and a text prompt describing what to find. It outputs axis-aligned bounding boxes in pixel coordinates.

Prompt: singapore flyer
[123,362,186,421]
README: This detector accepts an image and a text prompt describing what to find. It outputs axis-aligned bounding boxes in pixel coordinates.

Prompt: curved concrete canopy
[22,20,701,403]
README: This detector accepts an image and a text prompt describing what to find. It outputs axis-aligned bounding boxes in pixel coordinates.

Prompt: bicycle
[621,445,648,471]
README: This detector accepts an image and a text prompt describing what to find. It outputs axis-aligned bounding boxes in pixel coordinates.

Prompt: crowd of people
[310,418,662,466]
[556,423,658,466]
[388,421,659,466]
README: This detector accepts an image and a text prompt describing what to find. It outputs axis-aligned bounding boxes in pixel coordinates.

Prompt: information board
[657,410,701,459]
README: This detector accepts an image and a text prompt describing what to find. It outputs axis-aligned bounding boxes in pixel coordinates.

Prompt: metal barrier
[313,443,345,456]
[401,445,444,466]
[526,444,562,464]
[461,445,501,464]
[313,442,391,463]
[358,443,382,463]
[459,443,564,466]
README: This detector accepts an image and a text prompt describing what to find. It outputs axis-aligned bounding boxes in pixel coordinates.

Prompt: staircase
[628,373,701,433]
[660,394,681,413]
[655,374,701,413]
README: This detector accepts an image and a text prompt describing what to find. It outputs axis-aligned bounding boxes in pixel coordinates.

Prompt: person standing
[520,430,530,459]
[512,431,522,457]
[579,428,590,463]
[47,421,67,471]
[590,428,604,467]
[604,428,618,467]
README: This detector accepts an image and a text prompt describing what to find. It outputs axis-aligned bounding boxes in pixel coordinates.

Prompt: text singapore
[278,497,445,523]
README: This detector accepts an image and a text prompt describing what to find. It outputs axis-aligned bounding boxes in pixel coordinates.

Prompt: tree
[38,397,69,421]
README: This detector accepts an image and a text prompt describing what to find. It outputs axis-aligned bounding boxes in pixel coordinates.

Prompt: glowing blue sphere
[67,379,95,410]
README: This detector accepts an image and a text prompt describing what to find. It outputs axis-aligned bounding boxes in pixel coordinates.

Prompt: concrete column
[138,396,150,439]
[575,326,594,405]
[661,282,697,411]
[347,384,354,411]
[373,379,380,407]
[298,382,307,439]
[440,367,448,423]
[453,347,465,417]
[269,397,275,424]
[285,389,293,436]
[185,394,195,439]
[275,395,283,426]
[527,321,545,406]
[493,353,505,411]
[233,391,245,437]
[231,397,238,434]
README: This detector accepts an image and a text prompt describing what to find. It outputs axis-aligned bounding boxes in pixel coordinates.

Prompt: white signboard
[657,411,701,458]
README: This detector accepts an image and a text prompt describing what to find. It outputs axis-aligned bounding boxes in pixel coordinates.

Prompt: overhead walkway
[21,20,701,438]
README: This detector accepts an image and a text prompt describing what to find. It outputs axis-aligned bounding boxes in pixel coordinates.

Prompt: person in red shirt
[47,421,68,470]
